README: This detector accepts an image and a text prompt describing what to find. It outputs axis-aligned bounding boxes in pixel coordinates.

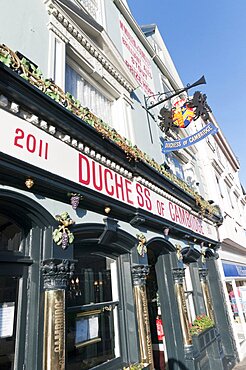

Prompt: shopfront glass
[147,249,167,370]
[0,214,23,369]
[223,262,246,350]
[0,277,19,370]
[66,252,120,369]
[226,281,246,346]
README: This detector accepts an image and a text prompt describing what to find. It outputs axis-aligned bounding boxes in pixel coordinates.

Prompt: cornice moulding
[45,0,138,93]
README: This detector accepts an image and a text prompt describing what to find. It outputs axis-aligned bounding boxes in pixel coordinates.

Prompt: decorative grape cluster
[61,231,69,249]
[52,212,74,250]
[70,195,80,210]
[67,193,83,210]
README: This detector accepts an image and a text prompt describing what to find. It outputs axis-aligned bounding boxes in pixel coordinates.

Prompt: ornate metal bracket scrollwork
[102,305,114,312]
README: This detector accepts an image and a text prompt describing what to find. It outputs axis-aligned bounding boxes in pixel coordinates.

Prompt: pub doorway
[0,213,26,370]
[66,223,139,370]
[147,247,167,370]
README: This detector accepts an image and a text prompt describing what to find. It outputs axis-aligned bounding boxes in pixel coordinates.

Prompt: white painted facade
[0,0,240,368]
[192,112,246,359]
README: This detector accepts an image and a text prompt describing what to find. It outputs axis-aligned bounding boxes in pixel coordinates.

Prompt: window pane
[0,215,23,252]
[67,254,119,369]
[65,64,112,125]
[0,277,19,370]
[67,254,114,306]
[67,308,116,370]
[165,153,184,180]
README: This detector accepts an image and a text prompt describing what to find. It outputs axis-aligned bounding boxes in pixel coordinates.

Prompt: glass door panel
[67,253,120,369]
[0,277,19,370]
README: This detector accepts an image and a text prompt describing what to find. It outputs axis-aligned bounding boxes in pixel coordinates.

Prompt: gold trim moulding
[75,337,101,349]
[76,309,101,317]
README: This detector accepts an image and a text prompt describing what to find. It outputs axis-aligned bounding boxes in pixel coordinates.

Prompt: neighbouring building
[0,1,238,369]
[195,112,246,360]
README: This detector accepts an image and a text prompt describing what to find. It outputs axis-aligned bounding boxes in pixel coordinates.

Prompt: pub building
[0,47,238,370]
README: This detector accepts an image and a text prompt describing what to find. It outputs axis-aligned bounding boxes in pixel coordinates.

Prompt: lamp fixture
[25,178,34,189]
[104,206,111,214]
[163,227,170,237]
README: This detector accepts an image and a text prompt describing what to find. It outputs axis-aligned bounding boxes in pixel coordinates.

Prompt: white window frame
[48,30,66,89]
[66,56,114,125]
[67,56,114,102]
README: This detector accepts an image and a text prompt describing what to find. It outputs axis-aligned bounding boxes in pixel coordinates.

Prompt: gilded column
[42,259,74,370]
[199,268,215,321]
[173,268,192,346]
[131,265,154,370]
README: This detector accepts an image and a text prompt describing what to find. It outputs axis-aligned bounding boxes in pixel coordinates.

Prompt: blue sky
[127,0,246,187]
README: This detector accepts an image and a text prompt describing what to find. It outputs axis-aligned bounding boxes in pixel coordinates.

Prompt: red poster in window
[156,318,164,341]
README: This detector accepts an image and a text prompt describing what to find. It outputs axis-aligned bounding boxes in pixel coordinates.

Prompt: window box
[192,327,216,352]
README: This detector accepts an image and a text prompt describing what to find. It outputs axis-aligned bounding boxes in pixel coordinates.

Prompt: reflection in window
[165,153,185,180]
[184,267,196,324]
[0,214,23,252]
[67,253,120,369]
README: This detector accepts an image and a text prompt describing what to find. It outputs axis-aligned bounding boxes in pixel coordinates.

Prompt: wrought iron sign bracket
[145,75,206,111]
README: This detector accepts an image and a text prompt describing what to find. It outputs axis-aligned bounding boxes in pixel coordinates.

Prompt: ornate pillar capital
[199,267,208,282]
[42,259,75,290]
[131,264,150,286]
[172,267,185,284]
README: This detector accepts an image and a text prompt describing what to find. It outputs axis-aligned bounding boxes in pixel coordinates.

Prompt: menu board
[0,302,15,338]
[75,315,99,344]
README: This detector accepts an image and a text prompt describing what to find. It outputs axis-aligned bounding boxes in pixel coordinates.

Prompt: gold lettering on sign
[201,281,215,321]
[175,283,192,345]
[140,287,153,367]
[43,290,65,370]
[54,298,65,356]
[133,285,154,370]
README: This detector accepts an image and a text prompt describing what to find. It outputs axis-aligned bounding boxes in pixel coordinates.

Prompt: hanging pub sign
[159,90,217,153]
[144,75,216,152]
[158,91,211,134]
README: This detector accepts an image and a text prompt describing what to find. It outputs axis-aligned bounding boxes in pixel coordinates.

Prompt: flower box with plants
[190,314,216,352]
[123,363,148,370]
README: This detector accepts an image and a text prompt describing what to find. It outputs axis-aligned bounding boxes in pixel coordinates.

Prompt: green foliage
[68,229,74,244]
[52,229,62,244]
[123,364,144,370]
[0,44,219,218]
[136,233,147,257]
[52,212,74,248]
[190,314,214,336]
[57,211,70,221]
[0,53,11,67]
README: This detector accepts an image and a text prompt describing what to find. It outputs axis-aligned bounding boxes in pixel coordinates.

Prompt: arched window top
[0,214,23,252]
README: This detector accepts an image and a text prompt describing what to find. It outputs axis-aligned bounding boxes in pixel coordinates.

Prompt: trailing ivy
[0,44,219,217]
